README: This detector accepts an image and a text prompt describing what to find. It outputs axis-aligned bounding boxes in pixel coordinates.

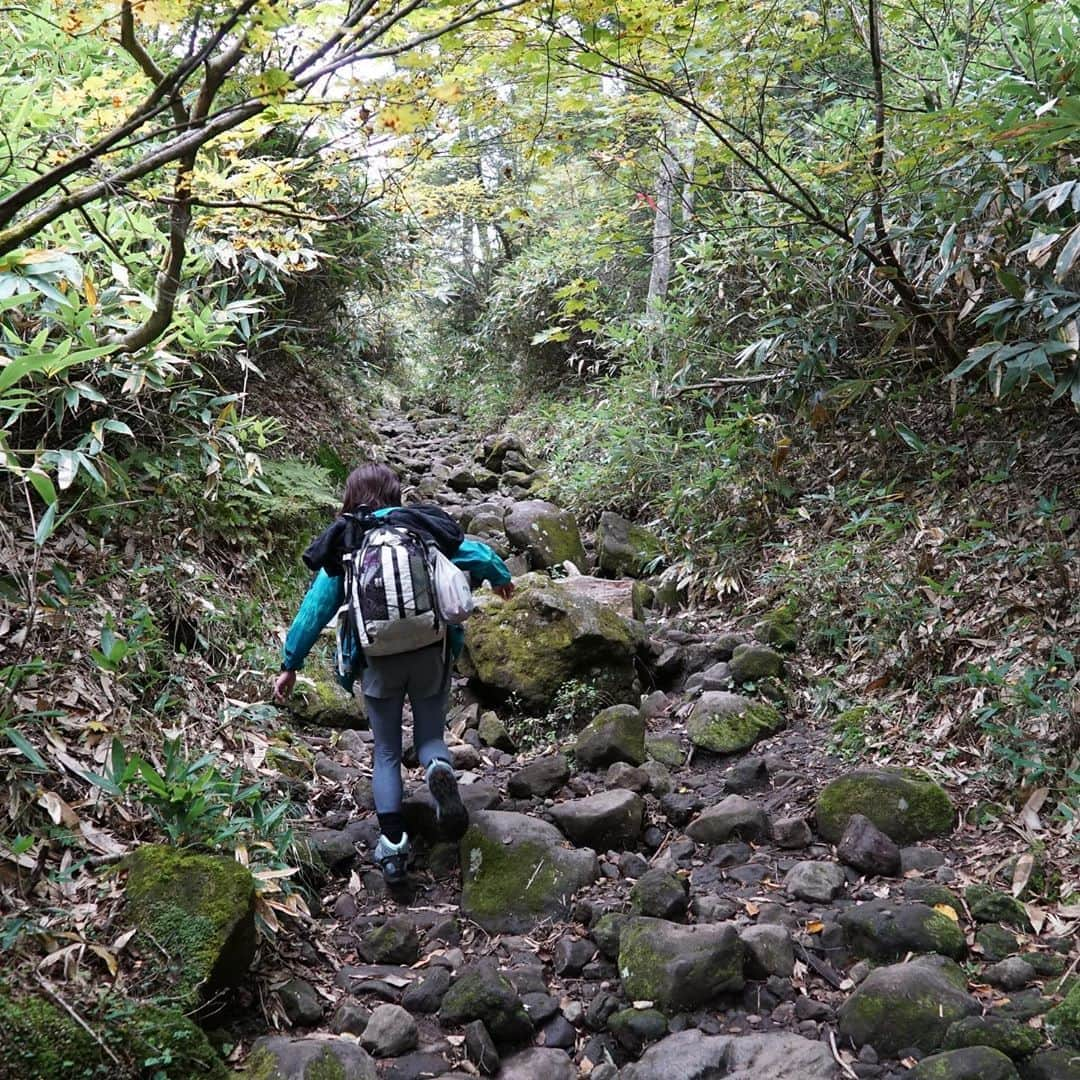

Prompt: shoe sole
[428,767,469,841]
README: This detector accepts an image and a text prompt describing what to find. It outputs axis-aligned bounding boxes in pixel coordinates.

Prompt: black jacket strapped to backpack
[302,505,465,578]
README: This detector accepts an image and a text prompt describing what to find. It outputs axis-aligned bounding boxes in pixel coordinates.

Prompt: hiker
[273,462,514,886]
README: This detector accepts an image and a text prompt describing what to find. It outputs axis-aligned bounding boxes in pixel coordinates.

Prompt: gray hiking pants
[360,642,452,816]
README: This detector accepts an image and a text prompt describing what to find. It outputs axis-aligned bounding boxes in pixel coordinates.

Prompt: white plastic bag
[432,549,475,624]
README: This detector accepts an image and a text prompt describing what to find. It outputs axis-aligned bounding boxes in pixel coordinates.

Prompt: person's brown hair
[342,463,401,513]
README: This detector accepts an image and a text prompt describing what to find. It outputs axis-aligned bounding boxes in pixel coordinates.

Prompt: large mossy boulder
[460,574,642,710]
[246,1035,377,1079]
[503,500,586,569]
[618,917,744,1013]
[728,644,784,684]
[125,844,256,1008]
[575,704,646,768]
[837,955,979,1056]
[596,511,662,578]
[287,672,367,730]
[687,692,785,755]
[816,768,955,844]
[0,988,230,1079]
[460,811,599,933]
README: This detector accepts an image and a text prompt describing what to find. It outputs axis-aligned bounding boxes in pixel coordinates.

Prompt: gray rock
[359,916,421,966]
[721,755,770,793]
[553,935,596,976]
[660,792,703,827]
[479,712,515,752]
[617,917,744,1013]
[772,816,813,849]
[1021,1050,1080,1079]
[521,992,559,1025]
[839,900,966,961]
[838,814,902,877]
[330,1002,370,1036]
[606,761,651,792]
[495,1047,575,1080]
[837,955,979,1055]
[507,754,570,799]
[901,846,946,873]
[909,1046,1019,1080]
[687,693,785,755]
[549,790,644,849]
[729,644,784,684]
[596,511,661,578]
[504,500,586,569]
[439,964,533,1045]
[249,1035,377,1079]
[460,811,599,933]
[575,705,646,768]
[685,795,770,844]
[464,1019,499,1075]
[401,965,451,1013]
[618,1029,838,1080]
[700,662,733,690]
[591,913,629,959]
[739,924,795,978]
[640,760,672,796]
[784,861,846,903]
[538,1015,577,1050]
[361,1004,418,1057]
[402,783,500,843]
[983,957,1035,991]
[645,735,684,767]
[629,868,689,920]
[279,978,323,1026]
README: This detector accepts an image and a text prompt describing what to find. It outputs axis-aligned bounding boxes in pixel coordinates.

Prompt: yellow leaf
[806,919,825,933]
[934,903,959,922]
[84,277,97,307]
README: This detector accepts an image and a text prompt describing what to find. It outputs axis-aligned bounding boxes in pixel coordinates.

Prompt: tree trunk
[646,133,678,318]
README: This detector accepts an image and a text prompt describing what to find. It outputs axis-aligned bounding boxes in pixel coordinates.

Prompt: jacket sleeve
[452,539,513,589]
[282,569,345,670]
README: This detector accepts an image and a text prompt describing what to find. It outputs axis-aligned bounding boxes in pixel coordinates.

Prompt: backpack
[335,514,474,672]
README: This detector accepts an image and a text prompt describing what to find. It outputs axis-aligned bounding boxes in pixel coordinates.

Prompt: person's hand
[273,669,297,702]
[493,582,515,600]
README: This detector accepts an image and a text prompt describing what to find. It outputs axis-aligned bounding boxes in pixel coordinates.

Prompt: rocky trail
[238,408,1078,1080]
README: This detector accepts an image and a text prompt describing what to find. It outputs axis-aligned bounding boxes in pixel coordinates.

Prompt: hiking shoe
[373,832,410,886]
[426,760,469,840]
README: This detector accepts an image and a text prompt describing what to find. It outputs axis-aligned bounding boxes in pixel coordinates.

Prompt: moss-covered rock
[1047,981,1080,1048]
[942,1015,1043,1059]
[1022,1049,1080,1079]
[645,735,684,767]
[575,704,646,768]
[729,644,785,684]
[288,672,366,730]
[460,574,642,710]
[460,811,599,933]
[0,987,230,1079]
[753,603,799,650]
[607,1007,668,1052]
[125,844,256,1008]
[816,768,955,844]
[503,500,586,569]
[596,512,663,578]
[908,1046,1019,1080]
[246,1035,376,1079]
[687,693,785,755]
[439,965,532,1045]
[975,924,1020,962]
[618,917,744,1014]
[837,955,978,1056]
[839,900,966,961]
[965,885,1031,929]
[592,912,630,960]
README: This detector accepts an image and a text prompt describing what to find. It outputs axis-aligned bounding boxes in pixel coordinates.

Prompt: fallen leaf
[934,904,960,923]
[1012,853,1035,897]
[806,920,825,933]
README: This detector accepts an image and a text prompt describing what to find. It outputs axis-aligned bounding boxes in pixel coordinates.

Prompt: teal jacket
[282,519,511,690]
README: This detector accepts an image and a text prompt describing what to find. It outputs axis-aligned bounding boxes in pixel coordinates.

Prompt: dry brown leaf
[1011,852,1036,897]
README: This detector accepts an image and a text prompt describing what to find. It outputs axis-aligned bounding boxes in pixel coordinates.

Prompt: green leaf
[4,728,47,770]
[26,470,57,506]
[34,500,58,546]
[895,423,928,453]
